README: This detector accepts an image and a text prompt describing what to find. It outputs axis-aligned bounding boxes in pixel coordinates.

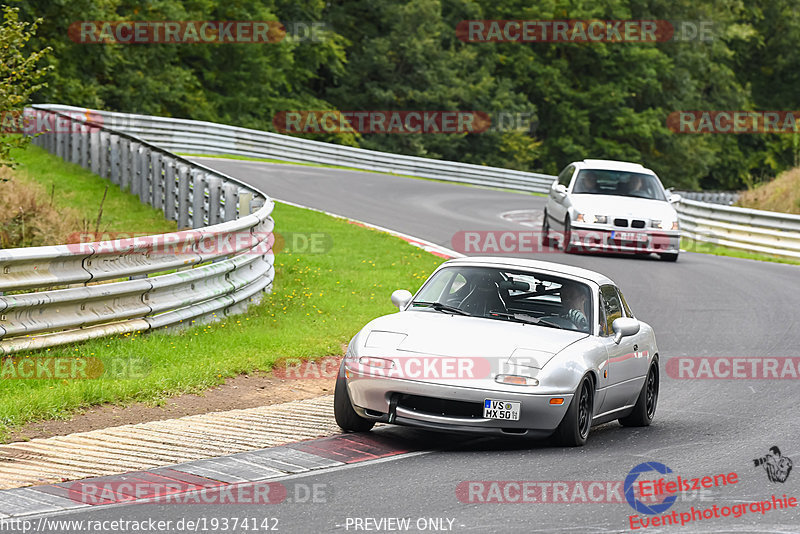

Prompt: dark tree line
[8,0,800,189]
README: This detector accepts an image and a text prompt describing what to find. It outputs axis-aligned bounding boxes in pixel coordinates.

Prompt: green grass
[0,201,445,441]
[11,144,178,236]
[179,152,547,197]
[681,237,800,266]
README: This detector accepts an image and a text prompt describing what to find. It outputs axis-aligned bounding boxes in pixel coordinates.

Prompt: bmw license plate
[483,399,520,421]
[611,231,646,242]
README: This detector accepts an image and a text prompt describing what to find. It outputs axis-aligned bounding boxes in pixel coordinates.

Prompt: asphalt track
[19,160,800,533]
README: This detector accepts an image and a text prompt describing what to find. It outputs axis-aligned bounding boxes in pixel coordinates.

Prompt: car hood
[360,310,586,366]
[570,195,677,220]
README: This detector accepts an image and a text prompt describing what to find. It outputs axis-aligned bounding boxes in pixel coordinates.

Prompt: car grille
[397,394,483,419]
[613,218,646,228]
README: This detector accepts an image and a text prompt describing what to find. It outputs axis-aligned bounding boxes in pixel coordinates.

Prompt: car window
[618,288,634,318]
[411,266,593,332]
[600,285,623,336]
[449,273,467,295]
[572,169,666,201]
[557,165,574,187]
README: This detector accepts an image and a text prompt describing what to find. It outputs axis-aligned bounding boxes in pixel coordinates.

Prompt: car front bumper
[345,366,572,437]
[568,225,680,255]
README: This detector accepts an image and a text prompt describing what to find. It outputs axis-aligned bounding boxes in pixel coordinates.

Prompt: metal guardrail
[675,198,800,259]
[34,104,555,194]
[674,190,739,206]
[0,107,275,355]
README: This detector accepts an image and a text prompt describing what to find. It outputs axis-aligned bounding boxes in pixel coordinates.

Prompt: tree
[0,5,51,168]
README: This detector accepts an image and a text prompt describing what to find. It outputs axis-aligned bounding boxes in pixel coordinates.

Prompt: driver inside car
[559,282,590,333]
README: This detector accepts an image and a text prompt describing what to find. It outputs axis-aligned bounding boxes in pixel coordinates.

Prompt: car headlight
[576,213,605,224]
[495,374,539,386]
[650,219,663,229]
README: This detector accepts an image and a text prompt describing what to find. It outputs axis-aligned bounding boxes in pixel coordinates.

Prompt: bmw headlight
[650,219,663,229]
[593,215,607,224]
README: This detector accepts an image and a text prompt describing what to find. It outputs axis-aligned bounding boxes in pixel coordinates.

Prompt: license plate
[611,231,646,242]
[483,399,520,421]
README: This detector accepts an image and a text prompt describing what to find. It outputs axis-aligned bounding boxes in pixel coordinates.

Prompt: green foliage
[11,0,800,189]
[0,5,51,167]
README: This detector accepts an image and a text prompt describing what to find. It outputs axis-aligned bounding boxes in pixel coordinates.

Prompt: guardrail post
[98,131,110,179]
[108,134,119,185]
[206,177,222,225]
[163,157,177,221]
[54,120,64,159]
[119,137,131,191]
[191,170,207,228]
[89,128,101,174]
[151,151,163,210]
[238,192,253,216]
[177,165,190,228]
[222,183,238,222]
[130,142,142,197]
[71,124,81,164]
[79,124,90,168]
[139,146,151,205]
[60,117,70,160]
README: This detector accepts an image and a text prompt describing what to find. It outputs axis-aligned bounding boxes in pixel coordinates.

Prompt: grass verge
[0,201,445,442]
[682,237,800,266]
[8,144,177,238]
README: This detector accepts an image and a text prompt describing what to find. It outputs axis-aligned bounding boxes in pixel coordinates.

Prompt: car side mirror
[553,184,567,195]
[612,317,640,344]
[668,193,682,204]
[391,289,413,311]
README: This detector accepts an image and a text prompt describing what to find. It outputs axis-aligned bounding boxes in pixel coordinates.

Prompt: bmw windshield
[572,169,667,201]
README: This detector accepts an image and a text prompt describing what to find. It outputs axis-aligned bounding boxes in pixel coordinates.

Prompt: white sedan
[543,159,682,261]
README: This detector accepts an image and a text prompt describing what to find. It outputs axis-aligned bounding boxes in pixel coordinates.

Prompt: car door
[547,164,574,230]
[597,285,648,414]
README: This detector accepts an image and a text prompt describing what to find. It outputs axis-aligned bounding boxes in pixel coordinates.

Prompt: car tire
[660,252,679,262]
[563,217,576,253]
[619,363,659,427]
[334,363,375,433]
[554,375,593,446]
[541,210,551,247]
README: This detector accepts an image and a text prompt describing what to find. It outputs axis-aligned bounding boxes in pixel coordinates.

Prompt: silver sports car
[334,257,660,446]
[543,159,682,261]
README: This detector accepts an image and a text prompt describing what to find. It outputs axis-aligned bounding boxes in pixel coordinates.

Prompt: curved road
[33,160,800,532]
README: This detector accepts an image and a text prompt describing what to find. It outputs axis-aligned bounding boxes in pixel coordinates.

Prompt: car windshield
[571,169,666,201]
[412,266,593,333]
